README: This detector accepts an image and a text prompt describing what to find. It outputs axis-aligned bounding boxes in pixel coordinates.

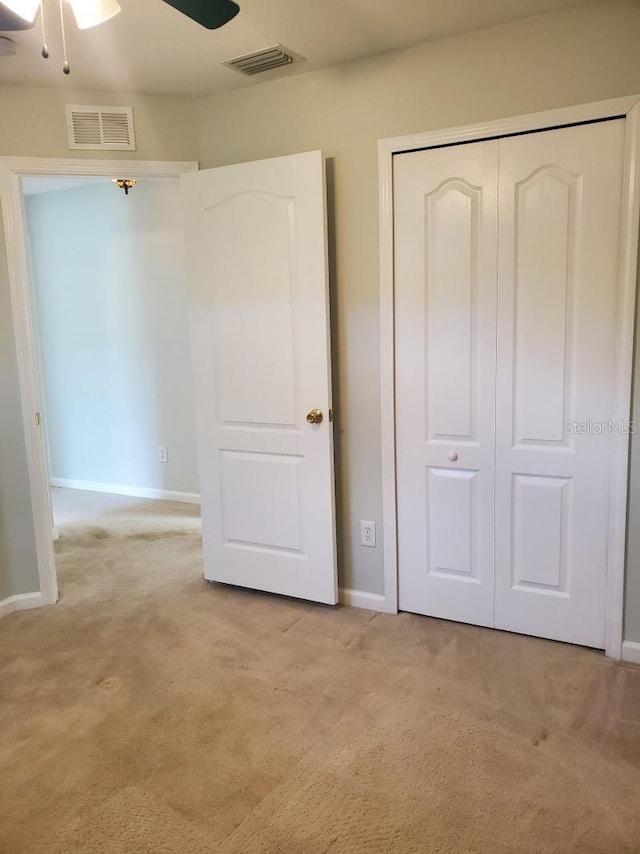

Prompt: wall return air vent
[222,44,303,76]
[65,105,136,151]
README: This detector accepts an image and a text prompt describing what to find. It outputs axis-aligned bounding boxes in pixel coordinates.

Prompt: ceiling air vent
[222,44,303,77]
[65,105,136,151]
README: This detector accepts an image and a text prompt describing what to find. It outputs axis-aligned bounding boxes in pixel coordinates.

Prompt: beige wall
[0,220,37,598]
[0,85,198,597]
[626,272,640,643]
[3,1,640,642]
[0,85,198,160]
[197,0,640,632]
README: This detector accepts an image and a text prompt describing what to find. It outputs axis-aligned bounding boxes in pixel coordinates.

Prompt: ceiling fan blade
[161,0,239,30]
[0,2,37,30]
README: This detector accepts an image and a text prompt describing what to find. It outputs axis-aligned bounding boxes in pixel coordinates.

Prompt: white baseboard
[339,587,391,612]
[50,477,200,505]
[621,641,640,664]
[0,591,46,619]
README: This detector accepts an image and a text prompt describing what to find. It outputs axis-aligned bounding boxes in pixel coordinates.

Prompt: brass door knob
[306,409,323,425]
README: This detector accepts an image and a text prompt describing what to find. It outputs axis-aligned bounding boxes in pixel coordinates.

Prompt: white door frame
[378,96,640,658]
[0,156,198,609]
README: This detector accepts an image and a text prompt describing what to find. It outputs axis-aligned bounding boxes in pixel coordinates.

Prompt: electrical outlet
[158,445,168,464]
[360,520,376,548]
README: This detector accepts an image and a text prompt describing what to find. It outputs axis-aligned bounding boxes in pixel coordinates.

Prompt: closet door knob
[448,450,458,462]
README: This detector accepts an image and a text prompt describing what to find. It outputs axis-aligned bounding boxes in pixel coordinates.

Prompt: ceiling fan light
[1,0,40,23]
[69,0,121,30]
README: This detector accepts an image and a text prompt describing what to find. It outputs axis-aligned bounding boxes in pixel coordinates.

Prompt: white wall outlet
[360,520,376,548]
[158,445,168,464]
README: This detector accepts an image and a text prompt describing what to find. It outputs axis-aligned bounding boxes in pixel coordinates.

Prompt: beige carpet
[1,490,640,853]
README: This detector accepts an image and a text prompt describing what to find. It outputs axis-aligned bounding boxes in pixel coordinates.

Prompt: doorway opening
[23,173,202,602]
[1,158,200,607]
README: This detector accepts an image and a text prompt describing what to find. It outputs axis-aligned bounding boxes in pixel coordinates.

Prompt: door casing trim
[0,157,199,611]
[378,96,640,656]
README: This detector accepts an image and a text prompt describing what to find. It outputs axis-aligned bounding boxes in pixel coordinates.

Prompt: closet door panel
[395,141,498,626]
[494,120,626,648]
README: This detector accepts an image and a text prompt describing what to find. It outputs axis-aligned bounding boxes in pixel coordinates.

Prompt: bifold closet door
[395,140,499,626]
[395,119,626,648]
[494,120,626,648]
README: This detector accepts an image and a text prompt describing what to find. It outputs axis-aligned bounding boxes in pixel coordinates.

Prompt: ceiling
[0,0,598,96]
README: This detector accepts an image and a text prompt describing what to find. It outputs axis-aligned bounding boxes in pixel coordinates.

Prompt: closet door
[494,120,626,648]
[395,141,498,626]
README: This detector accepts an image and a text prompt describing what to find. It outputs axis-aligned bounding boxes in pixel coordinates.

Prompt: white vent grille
[65,105,136,151]
[222,44,303,76]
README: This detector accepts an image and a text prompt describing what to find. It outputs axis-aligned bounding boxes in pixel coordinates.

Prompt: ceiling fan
[0,0,241,32]
[162,0,240,29]
[0,2,33,29]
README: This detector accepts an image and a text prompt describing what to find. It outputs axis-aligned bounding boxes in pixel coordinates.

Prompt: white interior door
[394,140,498,626]
[181,151,337,604]
[494,120,626,648]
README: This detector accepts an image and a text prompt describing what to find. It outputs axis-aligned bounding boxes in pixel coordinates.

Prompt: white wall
[25,179,199,499]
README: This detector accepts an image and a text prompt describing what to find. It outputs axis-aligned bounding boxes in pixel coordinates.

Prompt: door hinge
[35,411,41,426]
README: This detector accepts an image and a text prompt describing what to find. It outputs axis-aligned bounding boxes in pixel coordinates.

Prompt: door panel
[511,167,579,446]
[426,467,478,579]
[425,181,480,441]
[220,451,303,553]
[511,474,571,593]
[395,141,498,626]
[206,192,298,428]
[494,120,626,647]
[182,151,337,604]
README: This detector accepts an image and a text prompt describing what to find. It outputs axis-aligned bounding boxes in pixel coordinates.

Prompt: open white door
[181,151,337,604]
